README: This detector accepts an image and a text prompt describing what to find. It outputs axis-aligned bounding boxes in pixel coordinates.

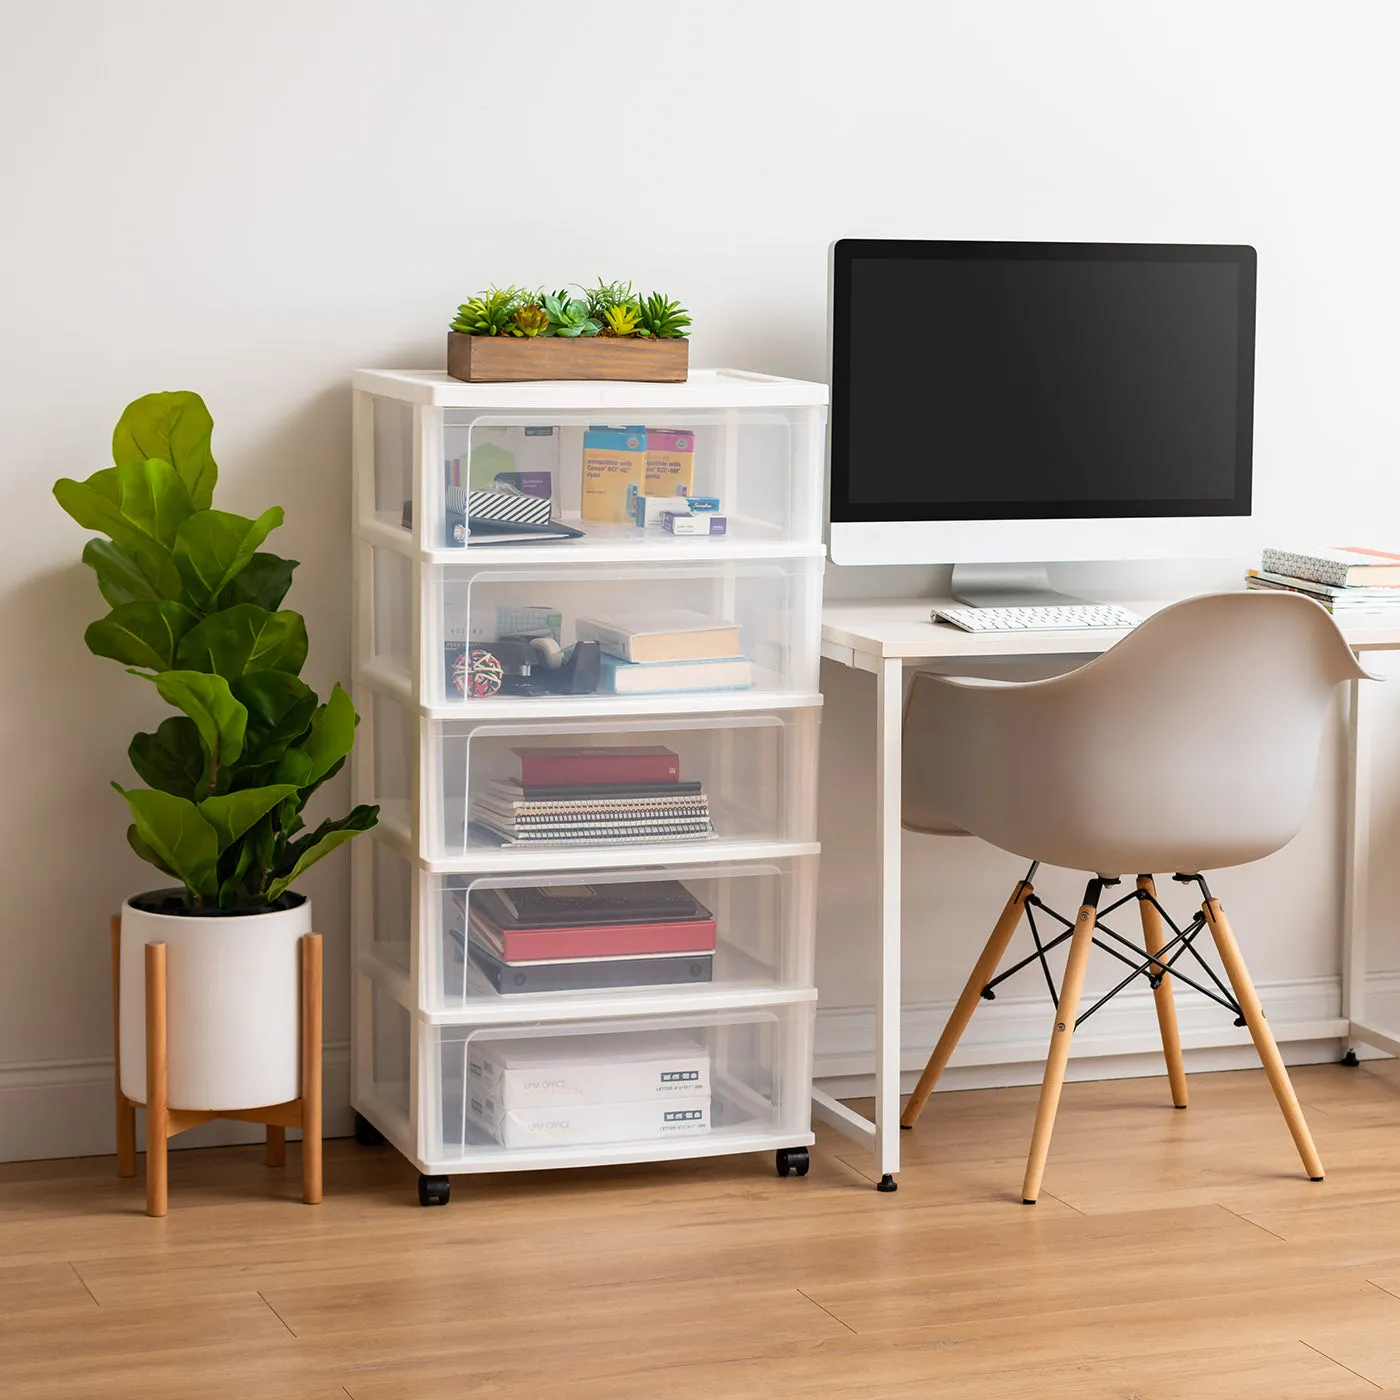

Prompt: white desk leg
[874,656,902,1191]
[1342,676,1373,1054]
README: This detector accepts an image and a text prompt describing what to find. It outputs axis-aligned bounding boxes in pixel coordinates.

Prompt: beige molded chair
[899,591,1373,1203]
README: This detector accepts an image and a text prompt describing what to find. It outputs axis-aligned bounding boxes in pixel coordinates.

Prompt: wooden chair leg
[1137,876,1188,1109]
[1021,890,1098,1204]
[901,877,1034,1129]
[300,934,323,1205]
[111,916,136,1179]
[266,1125,286,1168]
[144,942,169,1218]
[1202,897,1324,1181]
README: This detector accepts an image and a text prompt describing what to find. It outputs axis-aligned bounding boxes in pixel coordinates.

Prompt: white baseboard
[3,974,1398,1164]
[0,1043,353,1164]
[814,971,1400,1099]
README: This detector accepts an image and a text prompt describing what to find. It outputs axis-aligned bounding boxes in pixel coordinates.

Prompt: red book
[470,911,717,962]
[512,745,680,788]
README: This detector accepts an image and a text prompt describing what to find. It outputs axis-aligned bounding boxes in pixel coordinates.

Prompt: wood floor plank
[0,1062,1397,1399]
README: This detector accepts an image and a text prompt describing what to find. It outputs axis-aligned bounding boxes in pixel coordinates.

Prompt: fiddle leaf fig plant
[54,391,378,910]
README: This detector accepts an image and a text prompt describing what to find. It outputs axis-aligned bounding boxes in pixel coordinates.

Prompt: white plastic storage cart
[349,369,826,1204]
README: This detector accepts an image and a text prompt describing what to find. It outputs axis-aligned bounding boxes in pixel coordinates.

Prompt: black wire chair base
[981,879,1244,1031]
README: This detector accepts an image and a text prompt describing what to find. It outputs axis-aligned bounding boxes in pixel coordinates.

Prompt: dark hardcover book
[467,942,714,995]
[471,881,712,930]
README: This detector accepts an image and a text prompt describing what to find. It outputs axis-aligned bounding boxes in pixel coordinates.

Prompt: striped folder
[446,482,552,527]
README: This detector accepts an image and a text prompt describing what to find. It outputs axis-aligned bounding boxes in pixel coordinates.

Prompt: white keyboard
[931,603,1143,633]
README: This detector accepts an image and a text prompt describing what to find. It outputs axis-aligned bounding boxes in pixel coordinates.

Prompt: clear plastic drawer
[427,1004,814,1170]
[360,547,823,707]
[362,396,825,556]
[360,689,821,867]
[359,840,817,1013]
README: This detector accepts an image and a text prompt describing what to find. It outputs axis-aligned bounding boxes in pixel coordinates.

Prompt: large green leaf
[176,603,308,680]
[233,671,316,761]
[267,804,379,901]
[129,717,205,801]
[53,460,193,579]
[127,824,179,880]
[82,539,177,607]
[217,838,259,910]
[153,670,247,793]
[84,600,197,671]
[113,785,219,902]
[173,508,283,611]
[112,391,218,510]
[276,683,357,788]
[198,784,301,853]
[213,551,299,613]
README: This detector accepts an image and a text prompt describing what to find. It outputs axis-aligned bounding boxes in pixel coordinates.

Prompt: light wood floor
[3,1061,1399,1399]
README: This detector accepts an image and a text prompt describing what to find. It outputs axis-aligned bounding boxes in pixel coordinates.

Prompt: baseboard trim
[814,971,1400,1099]
[0,1043,352,1164]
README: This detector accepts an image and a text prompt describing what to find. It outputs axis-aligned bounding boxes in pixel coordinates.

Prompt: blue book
[598,653,754,696]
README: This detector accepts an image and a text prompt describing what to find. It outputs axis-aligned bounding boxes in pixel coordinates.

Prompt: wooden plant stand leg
[901,877,1034,1129]
[111,916,137,1179]
[144,942,169,1218]
[1202,897,1324,1181]
[1137,876,1188,1109]
[266,1125,286,1168]
[301,933,323,1206]
[1021,890,1098,1205]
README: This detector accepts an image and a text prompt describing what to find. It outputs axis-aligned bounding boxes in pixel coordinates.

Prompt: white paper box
[466,1031,711,1108]
[466,1091,712,1147]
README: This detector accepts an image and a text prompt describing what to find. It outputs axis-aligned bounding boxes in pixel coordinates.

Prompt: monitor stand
[949,563,1085,609]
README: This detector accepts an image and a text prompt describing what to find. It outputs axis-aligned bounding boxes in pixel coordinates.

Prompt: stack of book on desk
[464,1031,713,1147]
[469,745,713,847]
[452,878,717,996]
[575,610,755,695]
[1249,547,1400,615]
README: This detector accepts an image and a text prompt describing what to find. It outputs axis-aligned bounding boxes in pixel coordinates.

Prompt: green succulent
[450,286,521,336]
[580,278,639,323]
[601,303,643,337]
[508,302,549,337]
[542,293,600,338]
[638,292,691,339]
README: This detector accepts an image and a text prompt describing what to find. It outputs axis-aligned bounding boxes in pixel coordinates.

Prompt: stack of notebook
[450,879,717,996]
[1248,547,1400,615]
[468,745,713,847]
[575,610,755,695]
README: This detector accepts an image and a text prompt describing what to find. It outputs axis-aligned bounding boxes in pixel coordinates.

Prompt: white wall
[1,0,1397,1159]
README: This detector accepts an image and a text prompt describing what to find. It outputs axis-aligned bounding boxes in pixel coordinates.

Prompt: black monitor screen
[829,241,1256,521]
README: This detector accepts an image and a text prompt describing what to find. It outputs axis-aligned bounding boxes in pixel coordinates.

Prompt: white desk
[815,595,1400,1191]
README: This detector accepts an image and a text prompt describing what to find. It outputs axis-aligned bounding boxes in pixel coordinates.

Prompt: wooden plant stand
[110,917,323,1217]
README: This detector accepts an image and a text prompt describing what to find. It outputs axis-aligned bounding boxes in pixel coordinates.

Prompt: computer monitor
[827,239,1257,602]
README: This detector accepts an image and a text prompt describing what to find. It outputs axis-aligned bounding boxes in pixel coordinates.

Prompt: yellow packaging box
[582,426,647,522]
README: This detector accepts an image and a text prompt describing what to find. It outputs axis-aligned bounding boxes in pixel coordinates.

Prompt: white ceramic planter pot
[119,890,313,1111]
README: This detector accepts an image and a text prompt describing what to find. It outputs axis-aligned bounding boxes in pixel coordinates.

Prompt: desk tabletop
[821,595,1400,667]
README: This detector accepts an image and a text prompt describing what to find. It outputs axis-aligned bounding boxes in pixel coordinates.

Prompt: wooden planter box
[447,333,689,384]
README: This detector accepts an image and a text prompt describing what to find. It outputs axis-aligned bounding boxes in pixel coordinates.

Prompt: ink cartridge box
[645,429,695,497]
[581,425,647,522]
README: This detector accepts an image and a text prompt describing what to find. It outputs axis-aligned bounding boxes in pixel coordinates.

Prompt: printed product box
[662,513,727,537]
[466,1092,711,1148]
[645,429,695,497]
[581,425,647,522]
[466,1031,712,1108]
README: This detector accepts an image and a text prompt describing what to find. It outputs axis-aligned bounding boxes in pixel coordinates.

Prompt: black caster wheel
[1341,1048,1361,1068]
[353,1111,386,1147]
[418,1173,451,1207]
[877,1174,898,1193]
[776,1147,810,1178]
